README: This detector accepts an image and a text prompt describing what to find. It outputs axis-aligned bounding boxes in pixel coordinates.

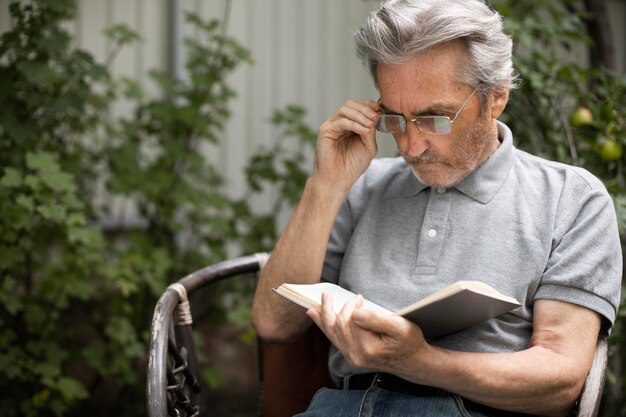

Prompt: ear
[489,87,509,119]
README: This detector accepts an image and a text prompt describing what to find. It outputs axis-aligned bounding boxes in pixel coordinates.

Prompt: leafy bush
[0,0,312,415]
[0,1,122,415]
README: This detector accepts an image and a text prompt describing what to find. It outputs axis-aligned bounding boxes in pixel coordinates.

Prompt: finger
[306,293,337,343]
[323,116,374,139]
[319,292,339,332]
[332,99,379,117]
[306,307,322,328]
[334,295,365,350]
[325,100,380,136]
[352,309,412,337]
[333,101,379,127]
[320,291,335,314]
[338,294,364,321]
[344,99,381,116]
[340,101,381,153]
[361,122,379,157]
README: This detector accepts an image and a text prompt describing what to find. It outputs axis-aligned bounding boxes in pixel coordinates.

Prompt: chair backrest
[147,255,609,417]
[147,254,268,417]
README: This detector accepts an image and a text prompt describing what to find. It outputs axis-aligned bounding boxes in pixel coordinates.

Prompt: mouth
[401,150,446,162]
[402,154,448,167]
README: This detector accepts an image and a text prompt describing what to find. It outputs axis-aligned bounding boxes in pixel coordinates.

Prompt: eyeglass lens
[376,115,452,135]
[377,115,407,133]
[422,117,452,134]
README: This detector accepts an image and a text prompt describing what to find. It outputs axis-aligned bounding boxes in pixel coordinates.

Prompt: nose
[400,122,429,157]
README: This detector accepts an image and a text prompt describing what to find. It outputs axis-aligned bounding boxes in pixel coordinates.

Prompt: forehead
[377,41,468,107]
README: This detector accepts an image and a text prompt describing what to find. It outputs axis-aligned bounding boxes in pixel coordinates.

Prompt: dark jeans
[294,387,494,417]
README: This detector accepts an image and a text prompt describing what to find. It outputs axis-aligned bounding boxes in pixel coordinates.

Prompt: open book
[273,281,520,340]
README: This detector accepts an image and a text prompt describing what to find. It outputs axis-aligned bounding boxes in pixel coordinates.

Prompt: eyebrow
[379,101,456,118]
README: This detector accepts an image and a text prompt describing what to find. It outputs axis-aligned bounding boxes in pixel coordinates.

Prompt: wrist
[305,175,351,206]
[396,342,440,386]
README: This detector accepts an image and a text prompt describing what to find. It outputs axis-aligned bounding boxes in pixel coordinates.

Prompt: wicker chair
[146,254,609,417]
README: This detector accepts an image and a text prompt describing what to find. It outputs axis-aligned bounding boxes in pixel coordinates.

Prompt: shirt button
[437,188,446,194]
[427,229,437,238]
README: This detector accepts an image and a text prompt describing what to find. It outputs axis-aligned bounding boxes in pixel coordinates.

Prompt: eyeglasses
[376,87,478,135]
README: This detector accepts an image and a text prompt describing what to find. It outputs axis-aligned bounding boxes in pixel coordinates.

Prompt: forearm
[340,300,600,417]
[407,302,601,415]
[251,177,349,342]
[403,345,587,416]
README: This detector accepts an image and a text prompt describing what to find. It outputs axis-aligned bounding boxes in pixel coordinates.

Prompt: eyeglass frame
[376,87,479,135]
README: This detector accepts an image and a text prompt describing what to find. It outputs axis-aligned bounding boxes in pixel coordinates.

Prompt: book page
[276,283,393,316]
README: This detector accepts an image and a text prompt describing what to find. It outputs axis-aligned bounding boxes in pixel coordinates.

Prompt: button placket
[414,189,452,275]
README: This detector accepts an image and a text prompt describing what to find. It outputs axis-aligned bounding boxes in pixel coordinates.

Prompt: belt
[344,373,534,417]
[344,372,446,397]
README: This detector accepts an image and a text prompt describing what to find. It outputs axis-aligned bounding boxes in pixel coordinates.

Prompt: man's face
[377,41,502,188]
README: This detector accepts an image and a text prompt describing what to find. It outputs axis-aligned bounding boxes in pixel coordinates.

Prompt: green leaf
[0,246,22,270]
[81,344,105,371]
[0,345,22,380]
[16,61,53,85]
[0,168,23,188]
[39,27,71,52]
[227,304,251,328]
[120,76,143,100]
[32,388,51,408]
[41,171,75,193]
[202,366,225,389]
[103,24,140,45]
[0,275,22,314]
[4,121,37,142]
[16,194,35,212]
[33,362,61,380]
[37,204,66,222]
[66,212,86,227]
[24,174,42,190]
[26,152,59,174]
[55,377,88,402]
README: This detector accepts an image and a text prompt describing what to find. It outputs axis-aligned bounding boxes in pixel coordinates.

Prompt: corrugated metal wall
[0,0,394,210]
[178,0,395,195]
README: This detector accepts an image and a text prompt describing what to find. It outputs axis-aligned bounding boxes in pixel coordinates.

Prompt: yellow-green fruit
[569,107,593,127]
[596,138,623,161]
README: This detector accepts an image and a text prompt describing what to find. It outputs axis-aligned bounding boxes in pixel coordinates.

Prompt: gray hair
[355,0,519,94]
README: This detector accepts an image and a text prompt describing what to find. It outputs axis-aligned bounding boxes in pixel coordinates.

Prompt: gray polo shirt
[322,121,622,383]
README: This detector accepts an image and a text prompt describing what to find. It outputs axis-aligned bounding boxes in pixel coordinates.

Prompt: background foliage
[0,0,624,416]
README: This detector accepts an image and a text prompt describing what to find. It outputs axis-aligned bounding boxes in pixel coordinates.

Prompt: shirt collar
[402,121,515,203]
[454,121,515,204]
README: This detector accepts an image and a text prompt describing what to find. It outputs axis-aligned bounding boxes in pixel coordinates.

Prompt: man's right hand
[313,100,381,192]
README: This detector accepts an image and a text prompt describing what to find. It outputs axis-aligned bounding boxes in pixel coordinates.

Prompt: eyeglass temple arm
[451,87,479,123]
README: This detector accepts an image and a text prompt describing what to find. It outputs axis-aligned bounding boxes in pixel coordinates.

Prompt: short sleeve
[535,173,622,333]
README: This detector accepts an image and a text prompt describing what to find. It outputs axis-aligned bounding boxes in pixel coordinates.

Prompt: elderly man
[251,0,622,416]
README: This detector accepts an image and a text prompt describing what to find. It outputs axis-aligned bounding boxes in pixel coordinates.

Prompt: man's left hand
[306,292,428,375]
